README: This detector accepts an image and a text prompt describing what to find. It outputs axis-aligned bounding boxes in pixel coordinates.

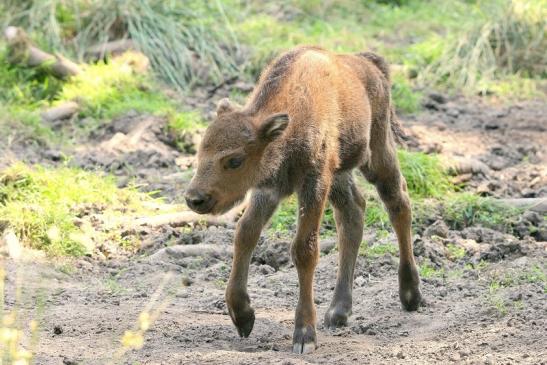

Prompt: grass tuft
[419,0,546,96]
[0,163,156,256]
[442,193,521,232]
[398,150,452,198]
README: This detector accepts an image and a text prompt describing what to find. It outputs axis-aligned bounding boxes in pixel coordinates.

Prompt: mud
[1,95,546,364]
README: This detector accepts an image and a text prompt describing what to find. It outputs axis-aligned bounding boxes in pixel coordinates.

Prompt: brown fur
[185,46,422,354]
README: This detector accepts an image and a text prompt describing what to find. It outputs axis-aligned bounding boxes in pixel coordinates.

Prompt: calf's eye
[226,156,244,169]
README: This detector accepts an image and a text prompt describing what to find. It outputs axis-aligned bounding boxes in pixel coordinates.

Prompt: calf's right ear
[258,113,290,143]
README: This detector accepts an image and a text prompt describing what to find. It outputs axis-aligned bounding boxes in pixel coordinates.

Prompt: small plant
[419,260,445,278]
[446,243,466,261]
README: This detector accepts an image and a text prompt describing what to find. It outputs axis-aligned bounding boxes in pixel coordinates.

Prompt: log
[446,158,490,176]
[85,39,135,60]
[41,101,80,122]
[134,211,236,228]
[133,196,248,229]
[4,26,80,78]
[498,198,547,213]
[149,244,231,261]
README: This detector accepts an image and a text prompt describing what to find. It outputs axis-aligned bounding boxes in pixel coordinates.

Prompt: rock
[413,237,447,265]
[532,222,547,241]
[259,264,275,275]
[483,353,494,364]
[428,92,447,104]
[354,276,366,287]
[449,352,461,362]
[320,238,336,254]
[424,220,449,239]
[522,211,541,225]
[253,240,291,270]
[480,239,521,261]
[149,244,231,263]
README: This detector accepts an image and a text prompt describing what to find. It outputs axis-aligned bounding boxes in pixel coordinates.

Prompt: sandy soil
[2,95,546,364]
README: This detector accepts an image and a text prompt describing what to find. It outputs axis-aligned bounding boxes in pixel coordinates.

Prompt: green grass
[0,163,157,256]
[446,243,466,261]
[359,241,398,258]
[392,72,422,114]
[485,267,546,316]
[267,151,519,239]
[419,260,445,279]
[443,193,521,232]
[0,50,205,145]
[0,46,63,106]
[398,150,453,198]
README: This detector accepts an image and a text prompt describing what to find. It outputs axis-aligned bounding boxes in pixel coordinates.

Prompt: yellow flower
[138,312,150,331]
[2,312,16,326]
[121,330,144,350]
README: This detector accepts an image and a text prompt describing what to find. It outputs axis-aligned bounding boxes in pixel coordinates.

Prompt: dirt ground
[2,95,546,364]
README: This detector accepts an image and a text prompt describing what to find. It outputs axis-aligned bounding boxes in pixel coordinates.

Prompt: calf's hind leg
[324,172,365,328]
[361,149,422,311]
[291,174,330,354]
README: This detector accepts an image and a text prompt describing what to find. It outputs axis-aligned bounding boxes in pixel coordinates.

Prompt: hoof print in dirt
[292,325,317,354]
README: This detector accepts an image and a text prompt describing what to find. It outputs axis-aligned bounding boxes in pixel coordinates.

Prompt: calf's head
[185,98,289,215]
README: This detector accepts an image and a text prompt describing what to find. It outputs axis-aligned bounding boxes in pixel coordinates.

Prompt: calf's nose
[185,190,211,211]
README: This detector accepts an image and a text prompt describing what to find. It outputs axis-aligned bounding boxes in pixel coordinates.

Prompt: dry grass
[420,0,546,94]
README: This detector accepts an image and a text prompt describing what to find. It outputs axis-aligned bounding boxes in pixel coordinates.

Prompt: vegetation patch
[419,0,546,97]
[442,193,521,232]
[0,163,158,256]
[398,150,453,198]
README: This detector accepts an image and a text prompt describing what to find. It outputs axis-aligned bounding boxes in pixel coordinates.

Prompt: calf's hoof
[324,304,351,329]
[399,263,423,311]
[228,305,255,338]
[292,324,317,354]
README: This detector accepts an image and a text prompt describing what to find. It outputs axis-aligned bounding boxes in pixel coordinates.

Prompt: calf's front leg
[225,189,280,337]
[291,176,330,354]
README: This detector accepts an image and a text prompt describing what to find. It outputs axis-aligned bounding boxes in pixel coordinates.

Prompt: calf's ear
[216,98,234,115]
[258,113,290,143]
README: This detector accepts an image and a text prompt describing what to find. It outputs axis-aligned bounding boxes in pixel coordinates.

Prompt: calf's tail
[357,51,407,145]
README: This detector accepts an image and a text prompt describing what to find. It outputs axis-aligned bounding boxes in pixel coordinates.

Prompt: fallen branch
[85,39,135,60]
[4,26,80,78]
[446,158,490,176]
[149,244,231,261]
[41,101,80,122]
[133,198,247,230]
[134,211,236,228]
[498,198,547,213]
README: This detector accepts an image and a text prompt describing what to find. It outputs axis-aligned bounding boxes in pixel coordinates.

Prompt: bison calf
[185,46,422,354]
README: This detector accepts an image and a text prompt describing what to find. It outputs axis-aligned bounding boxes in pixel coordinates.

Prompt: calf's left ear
[258,113,290,142]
